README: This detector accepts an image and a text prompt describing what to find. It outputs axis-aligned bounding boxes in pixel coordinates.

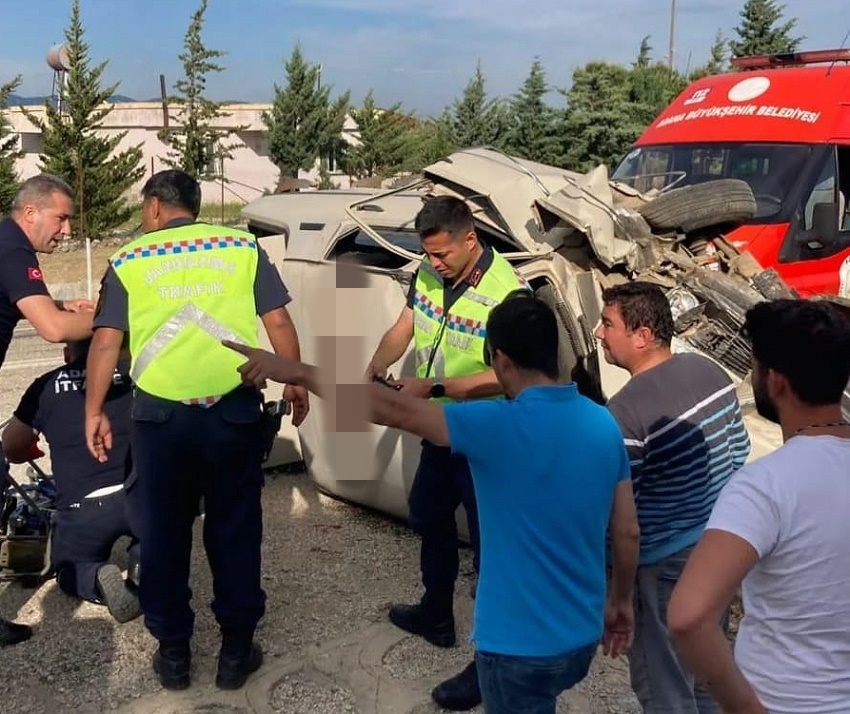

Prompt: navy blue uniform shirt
[13,356,133,509]
[0,217,52,368]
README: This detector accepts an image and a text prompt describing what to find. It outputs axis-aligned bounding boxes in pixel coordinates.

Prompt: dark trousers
[407,440,480,615]
[126,386,266,643]
[475,642,597,714]
[51,489,138,603]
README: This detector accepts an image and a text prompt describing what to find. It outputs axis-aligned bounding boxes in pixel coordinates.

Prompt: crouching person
[1,337,140,623]
[222,294,641,713]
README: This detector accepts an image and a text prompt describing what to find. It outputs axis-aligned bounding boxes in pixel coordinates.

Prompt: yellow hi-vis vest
[411,250,531,401]
[109,222,261,402]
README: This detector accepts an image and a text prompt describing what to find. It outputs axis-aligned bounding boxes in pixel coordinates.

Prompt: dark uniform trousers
[126,384,267,644]
[52,490,139,603]
[408,439,481,615]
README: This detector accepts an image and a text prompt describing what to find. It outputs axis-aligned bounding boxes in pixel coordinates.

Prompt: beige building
[6,101,359,206]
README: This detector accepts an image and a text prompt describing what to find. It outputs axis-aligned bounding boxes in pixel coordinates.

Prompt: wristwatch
[428,381,446,399]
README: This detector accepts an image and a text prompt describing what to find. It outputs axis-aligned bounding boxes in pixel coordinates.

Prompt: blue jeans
[475,642,597,714]
[629,544,729,714]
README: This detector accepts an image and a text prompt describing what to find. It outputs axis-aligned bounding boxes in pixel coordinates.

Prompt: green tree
[447,61,510,149]
[0,75,23,215]
[344,90,415,179]
[22,0,144,237]
[398,113,455,174]
[158,0,241,181]
[691,30,730,79]
[560,62,643,172]
[729,0,803,58]
[504,58,562,165]
[629,37,689,128]
[263,45,350,181]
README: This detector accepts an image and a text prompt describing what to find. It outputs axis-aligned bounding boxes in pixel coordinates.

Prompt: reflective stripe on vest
[411,252,530,400]
[110,223,261,402]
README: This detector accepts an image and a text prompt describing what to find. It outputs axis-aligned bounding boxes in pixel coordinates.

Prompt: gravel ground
[0,332,640,714]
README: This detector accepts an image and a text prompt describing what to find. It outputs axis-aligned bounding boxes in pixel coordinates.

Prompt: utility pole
[668,0,677,70]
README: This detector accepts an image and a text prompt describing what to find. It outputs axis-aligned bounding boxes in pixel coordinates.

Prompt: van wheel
[637,179,757,233]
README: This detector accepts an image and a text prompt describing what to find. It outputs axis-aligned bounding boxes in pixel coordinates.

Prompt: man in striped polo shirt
[595,281,751,714]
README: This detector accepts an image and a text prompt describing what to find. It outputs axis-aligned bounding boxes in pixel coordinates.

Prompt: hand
[389,377,433,399]
[364,361,388,382]
[222,339,302,387]
[86,412,113,463]
[283,383,310,427]
[601,597,634,658]
[62,298,96,313]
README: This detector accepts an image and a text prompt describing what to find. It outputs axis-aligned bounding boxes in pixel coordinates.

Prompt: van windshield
[611,142,813,221]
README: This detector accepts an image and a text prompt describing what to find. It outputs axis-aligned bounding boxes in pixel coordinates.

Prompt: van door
[778,145,850,296]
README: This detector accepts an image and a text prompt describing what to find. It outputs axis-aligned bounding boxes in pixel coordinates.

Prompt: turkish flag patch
[27,267,44,281]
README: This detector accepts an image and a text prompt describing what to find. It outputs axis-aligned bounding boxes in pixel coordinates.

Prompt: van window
[801,147,850,233]
[613,142,813,222]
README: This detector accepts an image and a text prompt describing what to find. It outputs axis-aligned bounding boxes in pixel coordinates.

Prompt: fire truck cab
[611,49,850,297]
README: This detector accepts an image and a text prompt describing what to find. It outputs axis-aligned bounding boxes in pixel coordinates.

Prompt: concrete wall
[7,101,361,206]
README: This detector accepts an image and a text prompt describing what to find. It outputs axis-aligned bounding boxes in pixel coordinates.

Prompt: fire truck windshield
[611,142,813,221]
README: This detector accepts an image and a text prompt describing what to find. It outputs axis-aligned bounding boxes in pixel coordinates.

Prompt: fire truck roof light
[730,48,850,70]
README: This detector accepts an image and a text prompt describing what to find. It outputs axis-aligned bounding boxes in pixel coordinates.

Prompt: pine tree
[629,38,690,127]
[0,75,23,216]
[22,0,144,237]
[158,0,240,181]
[729,0,803,58]
[344,89,414,179]
[262,45,350,181]
[691,30,729,79]
[447,61,510,149]
[504,58,562,165]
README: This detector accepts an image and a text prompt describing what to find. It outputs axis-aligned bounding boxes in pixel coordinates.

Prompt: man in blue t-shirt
[220,294,641,712]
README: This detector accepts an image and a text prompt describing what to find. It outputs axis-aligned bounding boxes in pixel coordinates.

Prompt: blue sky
[0,0,843,116]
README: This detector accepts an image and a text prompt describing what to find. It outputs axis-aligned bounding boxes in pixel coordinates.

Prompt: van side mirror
[810,202,840,247]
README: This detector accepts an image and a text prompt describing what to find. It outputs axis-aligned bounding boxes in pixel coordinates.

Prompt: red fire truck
[611,49,850,297]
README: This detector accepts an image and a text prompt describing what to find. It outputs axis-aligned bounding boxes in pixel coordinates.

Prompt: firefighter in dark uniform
[0,174,95,647]
[84,169,309,691]
[2,336,140,623]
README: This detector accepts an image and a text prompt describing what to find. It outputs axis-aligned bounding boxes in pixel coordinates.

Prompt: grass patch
[115,201,248,233]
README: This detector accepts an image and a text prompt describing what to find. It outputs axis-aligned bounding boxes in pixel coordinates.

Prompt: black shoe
[152,640,191,690]
[0,617,32,647]
[96,564,141,624]
[432,660,481,711]
[388,602,456,648]
[216,639,263,690]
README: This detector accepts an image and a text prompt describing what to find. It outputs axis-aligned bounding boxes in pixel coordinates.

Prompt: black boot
[216,629,263,690]
[432,659,482,710]
[388,590,455,647]
[0,617,32,647]
[152,639,191,690]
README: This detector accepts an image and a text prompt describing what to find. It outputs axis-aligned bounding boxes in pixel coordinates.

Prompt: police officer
[0,173,95,647]
[364,195,531,710]
[84,169,309,691]
[2,336,140,623]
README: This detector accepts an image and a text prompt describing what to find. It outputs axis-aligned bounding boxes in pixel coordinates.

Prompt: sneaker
[432,660,482,711]
[388,602,456,648]
[216,639,263,690]
[0,617,32,647]
[96,564,141,624]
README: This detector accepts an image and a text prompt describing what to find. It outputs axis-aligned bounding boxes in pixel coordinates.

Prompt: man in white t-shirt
[666,298,850,714]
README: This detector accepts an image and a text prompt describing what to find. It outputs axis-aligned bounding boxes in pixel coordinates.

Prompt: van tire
[637,179,757,233]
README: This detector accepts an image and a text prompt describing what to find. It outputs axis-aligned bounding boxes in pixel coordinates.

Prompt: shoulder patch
[27,266,44,282]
